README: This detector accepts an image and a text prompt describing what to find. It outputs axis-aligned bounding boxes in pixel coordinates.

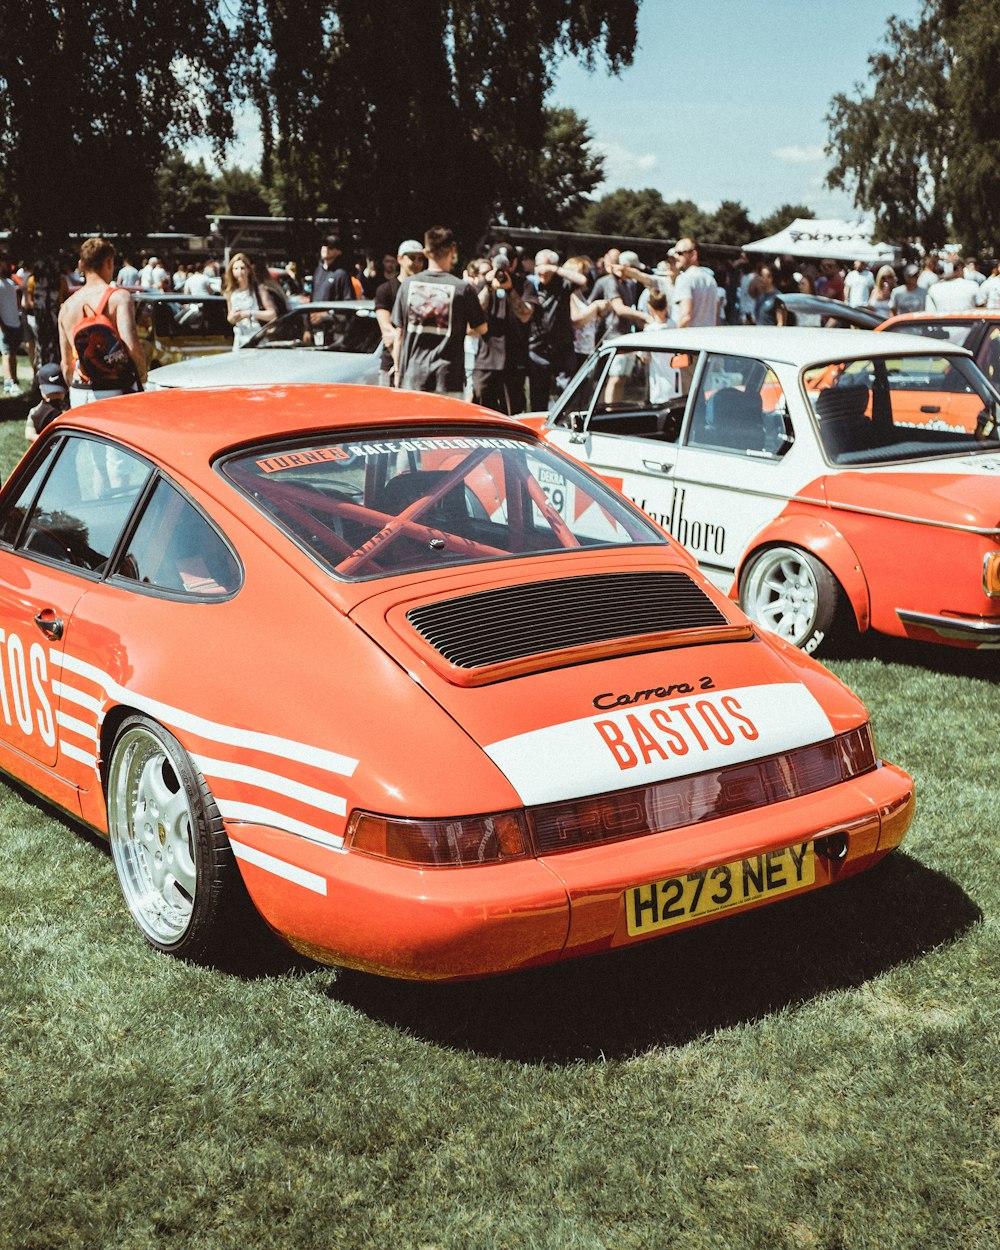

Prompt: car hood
[148,348,379,389]
[822,455,1000,531]
[344,551,867,807]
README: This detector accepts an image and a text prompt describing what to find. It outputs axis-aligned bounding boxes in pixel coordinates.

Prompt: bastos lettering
[594,694,759,770]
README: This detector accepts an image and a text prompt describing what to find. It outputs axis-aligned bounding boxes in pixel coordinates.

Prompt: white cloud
[772,144,825,165]
[594,141,659,187]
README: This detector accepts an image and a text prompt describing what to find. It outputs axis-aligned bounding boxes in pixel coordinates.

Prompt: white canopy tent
[744,217,900,265]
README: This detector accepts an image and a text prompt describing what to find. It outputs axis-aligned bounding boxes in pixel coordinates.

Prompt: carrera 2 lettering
[594,694,759,771]
[593,675,716,710]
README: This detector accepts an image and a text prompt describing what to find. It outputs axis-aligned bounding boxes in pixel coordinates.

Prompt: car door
[0,433,152,770]
[670,352,796,589]
[543,342,693,535]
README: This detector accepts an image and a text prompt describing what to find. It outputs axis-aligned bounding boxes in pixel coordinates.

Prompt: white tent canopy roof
[744,217,899,264]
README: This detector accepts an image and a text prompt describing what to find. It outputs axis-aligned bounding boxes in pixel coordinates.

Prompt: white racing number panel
[483,683,835,806]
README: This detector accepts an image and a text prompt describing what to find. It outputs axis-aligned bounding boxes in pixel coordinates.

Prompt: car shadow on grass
[327,852,982,1063]
[838,631,999,682]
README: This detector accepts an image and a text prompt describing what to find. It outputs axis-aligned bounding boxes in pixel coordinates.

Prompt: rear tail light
[346,809,528,867]
[984,552,1000,597]
[528,724,877,854]
[346,724,876,865]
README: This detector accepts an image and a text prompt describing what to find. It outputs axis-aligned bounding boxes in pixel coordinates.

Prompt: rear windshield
[222,430,664,580]
[804,354,1000,464]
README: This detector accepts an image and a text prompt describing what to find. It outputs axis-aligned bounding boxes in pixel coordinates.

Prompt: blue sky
[550,0,925,220]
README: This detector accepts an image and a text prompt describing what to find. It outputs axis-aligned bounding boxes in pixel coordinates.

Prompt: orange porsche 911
[0,387,914,979]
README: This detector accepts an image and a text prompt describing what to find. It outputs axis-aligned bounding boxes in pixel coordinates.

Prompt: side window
[19,437,150,573]
[687,354,793,457]
[551,351,609,429]
[113,478,241,597]
[0,440,59,548]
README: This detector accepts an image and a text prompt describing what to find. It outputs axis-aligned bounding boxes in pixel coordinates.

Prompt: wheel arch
[737,515,871,632]
[99,703,150,793]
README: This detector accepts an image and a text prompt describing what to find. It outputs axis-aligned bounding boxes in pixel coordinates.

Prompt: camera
[492,253,511,285]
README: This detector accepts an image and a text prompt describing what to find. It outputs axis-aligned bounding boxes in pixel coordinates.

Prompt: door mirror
[670,354,690,371]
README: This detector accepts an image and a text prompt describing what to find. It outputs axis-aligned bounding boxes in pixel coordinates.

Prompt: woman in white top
[565,256,608,369]
[223,252,280,350]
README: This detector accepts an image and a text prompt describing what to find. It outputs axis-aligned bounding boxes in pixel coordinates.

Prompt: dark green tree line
[0,0,639,255]
[826,0,1000,251]
[0,0,233,251]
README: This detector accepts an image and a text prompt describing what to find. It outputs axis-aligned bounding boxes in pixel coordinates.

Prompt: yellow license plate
[625,842,815,937]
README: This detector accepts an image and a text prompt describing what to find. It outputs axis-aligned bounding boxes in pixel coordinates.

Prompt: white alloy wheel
[740,546,841,654]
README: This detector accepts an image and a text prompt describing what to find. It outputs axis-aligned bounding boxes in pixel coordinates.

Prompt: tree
[499,107,606,231]
[155,156,220,236]
[753,204,815,241]
[824,1,1000,251]
[216,167,275,218]
[0,0,235,251]
[243,0,640,253]
[574,188,684,240]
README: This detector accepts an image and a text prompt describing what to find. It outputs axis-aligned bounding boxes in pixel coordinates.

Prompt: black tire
[739,545,844,655]
[105,714,251,961]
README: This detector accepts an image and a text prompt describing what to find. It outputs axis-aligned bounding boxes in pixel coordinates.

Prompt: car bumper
[897,608,1000,647]
[227,763,914,981]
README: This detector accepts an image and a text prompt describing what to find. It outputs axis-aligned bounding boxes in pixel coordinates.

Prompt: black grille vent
[406,571,729,669]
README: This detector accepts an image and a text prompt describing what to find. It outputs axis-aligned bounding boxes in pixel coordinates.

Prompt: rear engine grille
[406,571,729,669]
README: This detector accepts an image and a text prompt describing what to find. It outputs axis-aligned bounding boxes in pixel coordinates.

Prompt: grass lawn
[0,403,996,1250]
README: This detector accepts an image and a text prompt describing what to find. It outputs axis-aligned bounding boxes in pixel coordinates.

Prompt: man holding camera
[471,243,537,414]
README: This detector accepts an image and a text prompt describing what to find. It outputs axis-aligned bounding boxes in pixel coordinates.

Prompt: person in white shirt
[978,265,1000,310]
[844,260,875,307]
[926,257,986,312]
[671,238,718,327]
[917,255,941,289]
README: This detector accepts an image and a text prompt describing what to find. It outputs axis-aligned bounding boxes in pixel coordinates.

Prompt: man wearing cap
[312,236,355,302]
[374,240,426,386]
[526,249,586,410]
[672,239,719,328]
[888,265,928,316]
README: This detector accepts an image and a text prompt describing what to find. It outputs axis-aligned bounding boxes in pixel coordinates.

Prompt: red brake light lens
[528,724,877,854]
[346,809,527,866]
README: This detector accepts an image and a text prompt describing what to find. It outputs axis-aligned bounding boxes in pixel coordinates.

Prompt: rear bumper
[897,607,1000,647]
[228,762,914,980]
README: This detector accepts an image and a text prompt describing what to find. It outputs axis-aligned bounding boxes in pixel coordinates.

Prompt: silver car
[145,301,383,390]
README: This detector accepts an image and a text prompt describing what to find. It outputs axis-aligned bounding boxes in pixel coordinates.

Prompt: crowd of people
[3,230,1000,425]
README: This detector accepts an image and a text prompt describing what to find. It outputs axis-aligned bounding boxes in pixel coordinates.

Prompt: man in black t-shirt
[312,236,355,302]
[391,226,486,396]
[471,243,537,414]
[527,249,586,411]
[374,239,425,386]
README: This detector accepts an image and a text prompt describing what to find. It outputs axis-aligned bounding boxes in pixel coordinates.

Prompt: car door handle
[642,460,673,473]
[34,610,64,641]
[920,405,941,413]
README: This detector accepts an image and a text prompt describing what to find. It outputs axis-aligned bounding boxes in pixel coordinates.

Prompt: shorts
[607,353,635,379]
[0,322,23,354]
[70,385,136,407]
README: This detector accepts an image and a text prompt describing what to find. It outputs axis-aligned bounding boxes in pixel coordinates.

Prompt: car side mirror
[670,354,690,370]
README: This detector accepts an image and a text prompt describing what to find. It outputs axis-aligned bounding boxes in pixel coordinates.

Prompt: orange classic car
[0,386,913,978]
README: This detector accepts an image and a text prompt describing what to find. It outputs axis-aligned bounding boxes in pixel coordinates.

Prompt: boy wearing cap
[25,363,69,441]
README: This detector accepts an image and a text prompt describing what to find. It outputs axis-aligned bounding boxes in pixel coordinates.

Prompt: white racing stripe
[218,799,347,851]
[52,681,103,717]
[196,755,347,818]
[230,838,328,895]
[59,740,97,770]
[56,710,98,742]
[51,652,359,778]
[484,682,835,806]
